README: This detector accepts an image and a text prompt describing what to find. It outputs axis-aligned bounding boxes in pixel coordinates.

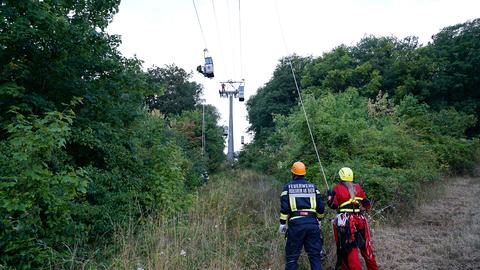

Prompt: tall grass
[110,170,291,269]
[78,169,400,269]
[374,176,480,269]
[80,168,479,269]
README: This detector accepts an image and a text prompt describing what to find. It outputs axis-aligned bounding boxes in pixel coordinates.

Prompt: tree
[428,19,480,134]
[170,104,225,176]
[302,45,355,92]
[246,55,311,142]
[0,0,123,116]
[0,102,88,268]
[146,64,202,116]
[0,1,223,267]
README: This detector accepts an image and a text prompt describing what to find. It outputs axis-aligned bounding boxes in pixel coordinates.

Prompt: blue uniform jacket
[279,177,325,225]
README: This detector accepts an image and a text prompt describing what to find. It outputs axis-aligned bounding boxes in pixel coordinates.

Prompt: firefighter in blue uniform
[279,161,325,270]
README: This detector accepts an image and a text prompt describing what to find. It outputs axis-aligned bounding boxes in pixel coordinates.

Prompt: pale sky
[107,0,479,153]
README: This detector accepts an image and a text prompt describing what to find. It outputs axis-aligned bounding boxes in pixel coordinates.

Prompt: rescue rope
[274,1,329,190]
[192,0,208,48]
[202,103,206,157]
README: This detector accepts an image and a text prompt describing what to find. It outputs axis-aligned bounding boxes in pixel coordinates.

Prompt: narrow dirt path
[373,175,480,269]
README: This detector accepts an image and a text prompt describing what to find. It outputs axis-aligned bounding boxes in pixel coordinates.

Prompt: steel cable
[192,0,208,48]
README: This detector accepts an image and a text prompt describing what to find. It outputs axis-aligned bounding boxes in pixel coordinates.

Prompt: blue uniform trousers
[285,222,323,270]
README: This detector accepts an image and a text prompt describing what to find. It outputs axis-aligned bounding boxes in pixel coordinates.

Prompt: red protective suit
[328,182,378,270]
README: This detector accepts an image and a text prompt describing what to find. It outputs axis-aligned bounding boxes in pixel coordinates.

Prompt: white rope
[202,103,206,157]
[192,0,208,48]
[274,1,329,190]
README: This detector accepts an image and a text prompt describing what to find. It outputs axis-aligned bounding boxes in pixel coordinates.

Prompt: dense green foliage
[145,65,202,116]
[246,55,311,143]
[1,0,479,267]
[0,100,88,267]
[243,89,478,207]
[247,19,480,142]
[0,1,224,268]
[242,19,480,209]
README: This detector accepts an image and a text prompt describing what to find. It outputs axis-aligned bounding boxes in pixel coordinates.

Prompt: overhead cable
[192,0,208,48]
[238,0,243,77]
[226,0,236,78]
[211,0,228,76]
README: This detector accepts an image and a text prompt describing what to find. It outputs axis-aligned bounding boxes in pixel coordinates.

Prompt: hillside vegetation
[0,1,225,268]
[107,169,480,270]
[1,0,479,269]
[242,19,480,210]
[109,170,285,270]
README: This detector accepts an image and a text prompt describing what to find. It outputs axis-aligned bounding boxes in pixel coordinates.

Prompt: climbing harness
[338,197,364,213]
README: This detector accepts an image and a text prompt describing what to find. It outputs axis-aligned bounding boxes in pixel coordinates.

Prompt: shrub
[241,89,477,209]
[0,104,88,268]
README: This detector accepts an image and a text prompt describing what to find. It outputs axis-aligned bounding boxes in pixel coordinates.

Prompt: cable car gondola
[238,80,245,102]
[196,48,214,78]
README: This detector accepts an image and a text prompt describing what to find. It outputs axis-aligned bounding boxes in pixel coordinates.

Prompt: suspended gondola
[196,48,214,78]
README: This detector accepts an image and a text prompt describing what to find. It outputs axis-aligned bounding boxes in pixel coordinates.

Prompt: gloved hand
[278,224,287,234]
[327,189,334,201]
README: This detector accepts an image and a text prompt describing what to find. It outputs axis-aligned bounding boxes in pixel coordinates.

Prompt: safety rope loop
[275,0,329,190]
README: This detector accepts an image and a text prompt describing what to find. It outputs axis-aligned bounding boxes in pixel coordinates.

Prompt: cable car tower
[219,79,245,161]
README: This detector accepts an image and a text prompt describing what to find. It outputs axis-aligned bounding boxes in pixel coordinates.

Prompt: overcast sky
[107,0,479,153]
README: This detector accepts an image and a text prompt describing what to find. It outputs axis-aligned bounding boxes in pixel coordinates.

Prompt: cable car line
[274,0,329,190]
[192,0,214,78]
[226,0,237,78]
[191,0,246,159]
[191,0,212,178]
[238,0,243,78]
[211,0,228,78]
[192,0,208,48]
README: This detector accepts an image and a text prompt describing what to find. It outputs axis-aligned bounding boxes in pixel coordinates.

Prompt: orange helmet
[291,161,306,176]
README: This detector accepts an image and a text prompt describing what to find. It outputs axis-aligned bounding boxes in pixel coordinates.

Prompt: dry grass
[109,170,290,270]
[106,169,480,270]
[374,175,480,270]
[104,169,376,270]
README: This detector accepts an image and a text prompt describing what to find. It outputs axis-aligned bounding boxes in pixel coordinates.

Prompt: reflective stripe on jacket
[279,177,324,224]
[327,182,371,213]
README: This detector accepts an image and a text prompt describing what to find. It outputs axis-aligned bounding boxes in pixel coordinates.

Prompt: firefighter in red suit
[327,167,378,270]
